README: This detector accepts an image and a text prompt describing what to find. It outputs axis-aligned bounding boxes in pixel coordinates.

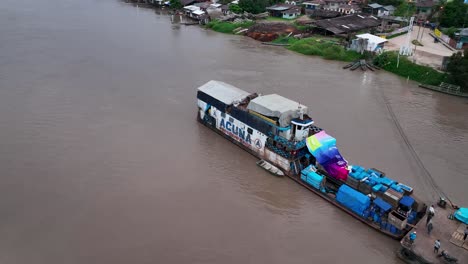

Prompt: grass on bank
[373,52,448,85]
[265,16,295,22]
[287,37,363,62]
[271,35,300,45]
[386,31,407,39]
[206,20,254,34]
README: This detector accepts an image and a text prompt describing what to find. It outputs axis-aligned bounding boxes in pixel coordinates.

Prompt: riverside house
[337,4,361,14]
[266,3,301,19]
[303,0,323,11]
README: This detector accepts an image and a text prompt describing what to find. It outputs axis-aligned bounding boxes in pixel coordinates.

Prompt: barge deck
[398,204,468,263]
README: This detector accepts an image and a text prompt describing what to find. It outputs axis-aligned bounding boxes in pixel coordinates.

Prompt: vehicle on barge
[196,80,426,239]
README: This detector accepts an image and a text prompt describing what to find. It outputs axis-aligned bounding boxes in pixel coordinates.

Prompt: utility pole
[420,23,426,42]
[416,23,421,42]
[400,16,415,56]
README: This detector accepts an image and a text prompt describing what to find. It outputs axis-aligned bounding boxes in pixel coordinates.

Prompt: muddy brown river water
[1,0,467,263]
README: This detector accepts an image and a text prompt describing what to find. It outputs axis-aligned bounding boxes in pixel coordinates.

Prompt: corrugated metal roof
[247,94,307,127]
[192,10,205,15]
[315,14,381,34]
[197,81,250,105]
[248,94,305,115]
[267,6,291,11]
[183,5,199,11]
[368,3,383,9]
[283,7,301,14]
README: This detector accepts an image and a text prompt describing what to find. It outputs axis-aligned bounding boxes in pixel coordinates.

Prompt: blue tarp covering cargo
[399,196,415,208]
[454,207,468,224]
[367,169,382,178]
[373,197,392,213]
[336,184,371,216]
[301,165,323,190]
[372,184,382,192]
[379,177,395,187]
[390,183,404,193]
[397,183,413,194]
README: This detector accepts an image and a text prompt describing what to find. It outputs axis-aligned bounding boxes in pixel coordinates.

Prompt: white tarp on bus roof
[197,80,250,105]
[247,94,308,127]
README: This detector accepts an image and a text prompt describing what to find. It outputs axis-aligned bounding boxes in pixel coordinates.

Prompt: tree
[229,4,243,14]
[394,2,415,17]
[373,0,403,7]
[238,0,269,14]
[218,0,233,4]
[446,49,468,91]
[169,0,183,10]
[439,0,468,28]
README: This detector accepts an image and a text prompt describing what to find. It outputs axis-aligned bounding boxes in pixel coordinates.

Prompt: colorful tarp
[306,131,348,180]
[454,208,468,224]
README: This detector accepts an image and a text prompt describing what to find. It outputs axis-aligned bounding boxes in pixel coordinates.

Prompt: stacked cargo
[370,197,392,225]
[336,185,371,217]
[348,165,414,199]
[348,165,380,194]
[301,165,324,190]
[382,189,403,208]
[388,211,408,230]
[399,196,417,225]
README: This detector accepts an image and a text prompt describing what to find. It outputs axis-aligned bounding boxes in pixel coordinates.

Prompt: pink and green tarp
[306,131,348,180]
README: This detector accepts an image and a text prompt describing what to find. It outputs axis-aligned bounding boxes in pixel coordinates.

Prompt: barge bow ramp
[398,204,467,263]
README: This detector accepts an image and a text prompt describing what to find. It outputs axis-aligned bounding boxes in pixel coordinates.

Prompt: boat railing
[439,82,462,93]
[266,142,292,159]
[267,132,306,150]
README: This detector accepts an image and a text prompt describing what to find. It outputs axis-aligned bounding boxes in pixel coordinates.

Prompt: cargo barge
[196,80,426,239]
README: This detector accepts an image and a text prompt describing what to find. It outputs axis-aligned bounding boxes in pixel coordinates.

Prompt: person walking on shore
[427,219,433,235]
[426,205,435,226]
[409,231,417,244]
[434,239,441,253]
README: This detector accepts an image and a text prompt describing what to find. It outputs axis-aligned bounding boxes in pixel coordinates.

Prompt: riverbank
[205,21,454,87]
[373,52,448,86]
[206,20,254,34]
[125,2,460,92]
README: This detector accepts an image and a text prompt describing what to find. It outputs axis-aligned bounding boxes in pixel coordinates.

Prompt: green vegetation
[293,21,314,32]
[441,27,458,38]
[373,52,448,85]
[446,49,468,91]
[287,37,363,62]
[271,36,299,45]
[265,16,294,22]
[394,2,415,17]
[206,20,255,34]
[229,4,243,14]
[218,0,233,4]
[169,0,182,10]
[439,0,468,28]
[238,0,283,14]
[239,0,269,14]
[386,31,407,39]
[373,0,403,6]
